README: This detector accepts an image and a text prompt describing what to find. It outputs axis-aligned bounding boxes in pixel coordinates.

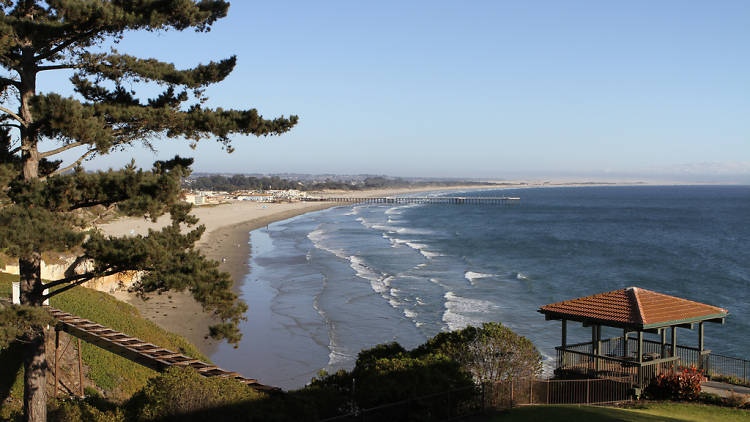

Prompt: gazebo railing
[558,336,750,386]
[557,339,682,387]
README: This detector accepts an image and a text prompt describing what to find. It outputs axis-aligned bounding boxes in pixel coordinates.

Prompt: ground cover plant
[0,274,208,419]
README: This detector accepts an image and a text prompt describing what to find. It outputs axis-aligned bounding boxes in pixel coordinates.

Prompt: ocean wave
[349,255,389,294]
[516,272,529,281]
[442,291,498,331]
[464,271,495,284]
[307,228,349,260]
[403,308,418,319]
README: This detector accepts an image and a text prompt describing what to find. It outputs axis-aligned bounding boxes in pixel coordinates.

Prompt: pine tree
[0,2,298,421]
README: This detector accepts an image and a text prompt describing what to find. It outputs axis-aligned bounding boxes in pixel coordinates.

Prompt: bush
[49,398,125,422]
[646,366,703,401]
[415,322,542,382]
[127,367,265,421]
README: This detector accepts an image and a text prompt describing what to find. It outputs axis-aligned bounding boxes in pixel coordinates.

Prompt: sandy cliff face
[1,256,140,293]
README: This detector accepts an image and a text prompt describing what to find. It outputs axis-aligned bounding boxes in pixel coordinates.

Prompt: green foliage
[415,322,543,382]
[48,398,125,422]
[645,366,704,401]
[1,0,300,349]
[0,275,208,400]
[0,303,53,348]
[186,174,498,192]
[127,367,265,421]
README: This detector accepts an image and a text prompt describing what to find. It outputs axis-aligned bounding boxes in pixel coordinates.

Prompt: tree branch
[35,29,100,62]
[43,268,122,298]
[39,141,85,158]
[0,124,21,129]
[0,106,26,127]
[44,148,97,179]
[0,76,21,90]
[37,64,81,72]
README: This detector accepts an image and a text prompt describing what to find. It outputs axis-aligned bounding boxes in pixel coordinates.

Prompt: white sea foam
[516,272,529,281]
[464,271,495,284]
[308,229,349,260]
[328,348,353,367]
[442,291,498,331]
[403,308,417,319]
[349,255,389,294]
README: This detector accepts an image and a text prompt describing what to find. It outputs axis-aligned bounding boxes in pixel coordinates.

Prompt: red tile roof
[539,287,728,329]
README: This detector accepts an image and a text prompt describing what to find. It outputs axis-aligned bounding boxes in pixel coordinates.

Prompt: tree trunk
[22,330,47,422]
[20,253,47,422]
[18,31,46,422]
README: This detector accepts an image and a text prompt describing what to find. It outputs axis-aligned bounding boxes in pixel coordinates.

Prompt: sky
[42,1,750,181]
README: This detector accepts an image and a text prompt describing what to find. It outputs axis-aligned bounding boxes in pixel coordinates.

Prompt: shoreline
[101,185,494,355]
[101,181,674,356]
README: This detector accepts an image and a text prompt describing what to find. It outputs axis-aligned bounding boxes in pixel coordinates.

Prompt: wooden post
[660,328,667,358]
[698,322,704,369]
[561,319,567,350]
[591,325,597,372]
[595,325,602,372]
[77,338,84,397]
[529,379,533,404]
[54,329,60,398]
[637,331,643,363]
[623,329,629,357]
[671,326,678,358]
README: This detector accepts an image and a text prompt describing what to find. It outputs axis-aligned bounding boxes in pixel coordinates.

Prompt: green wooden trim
[642,313,728,329]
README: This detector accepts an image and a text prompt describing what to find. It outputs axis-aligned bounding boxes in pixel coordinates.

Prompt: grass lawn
[486,403,749,421]
[0,272,208,402]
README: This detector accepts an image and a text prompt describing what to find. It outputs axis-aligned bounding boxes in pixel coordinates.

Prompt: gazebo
[538,287,728,387]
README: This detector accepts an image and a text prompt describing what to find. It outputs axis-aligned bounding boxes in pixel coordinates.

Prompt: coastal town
[182,189,310,205]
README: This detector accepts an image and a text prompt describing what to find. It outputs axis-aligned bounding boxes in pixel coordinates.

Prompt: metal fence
[705,353,750,384]
[318,385,482,422]
[318,377,634,421]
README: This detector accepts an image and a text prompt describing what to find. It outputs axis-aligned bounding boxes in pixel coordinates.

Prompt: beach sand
[100,185,490,354]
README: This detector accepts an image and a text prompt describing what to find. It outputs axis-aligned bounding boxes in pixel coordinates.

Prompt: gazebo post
[698,322,704,369]
[596,325,602,372]
[637,331,643,364]
[660,328,667,358]
[561,319,567,350]
[671,326,678,358]
[623,329,629,357]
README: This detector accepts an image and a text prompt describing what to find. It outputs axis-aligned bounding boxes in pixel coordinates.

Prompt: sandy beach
[99,185,493,354]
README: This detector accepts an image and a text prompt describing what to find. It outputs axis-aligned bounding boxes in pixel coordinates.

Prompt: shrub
[646,366,703,401]
[48,398,125,422]
[415,322,542,382]
[127,367,265,421]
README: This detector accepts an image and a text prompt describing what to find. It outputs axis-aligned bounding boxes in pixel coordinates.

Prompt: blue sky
[46,1,750,180]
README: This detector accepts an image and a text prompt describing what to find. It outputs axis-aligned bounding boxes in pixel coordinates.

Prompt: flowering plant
[646,365,703,401]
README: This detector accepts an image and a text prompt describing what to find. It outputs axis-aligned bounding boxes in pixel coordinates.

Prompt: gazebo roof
[538,287,728,330]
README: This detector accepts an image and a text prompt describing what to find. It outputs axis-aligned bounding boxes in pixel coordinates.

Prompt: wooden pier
[301,196,520,205]
[0,298,279,393]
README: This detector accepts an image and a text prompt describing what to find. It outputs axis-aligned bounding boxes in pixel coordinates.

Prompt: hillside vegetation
[0,273,208,411]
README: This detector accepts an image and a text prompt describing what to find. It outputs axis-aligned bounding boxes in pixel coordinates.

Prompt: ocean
[210,185,750,390]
